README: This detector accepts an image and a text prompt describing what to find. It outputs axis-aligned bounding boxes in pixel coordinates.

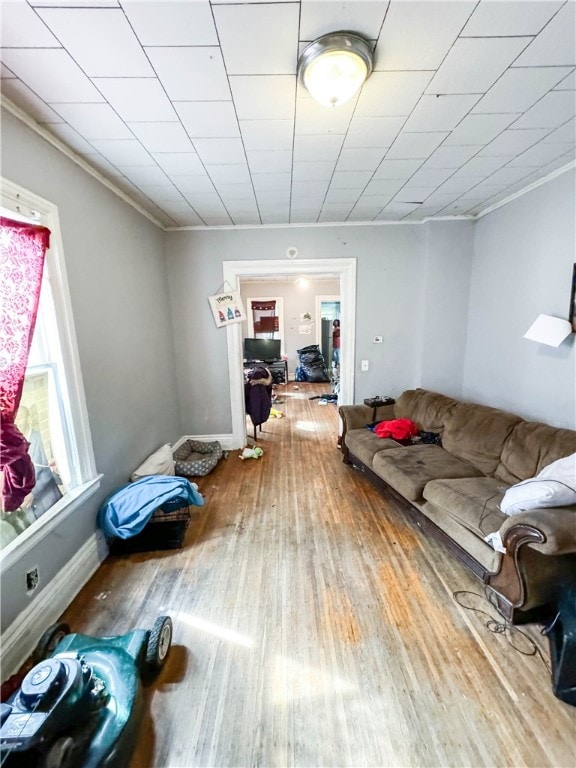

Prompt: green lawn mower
[0,616,172,767]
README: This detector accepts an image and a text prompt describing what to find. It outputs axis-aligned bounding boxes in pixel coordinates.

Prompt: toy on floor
[269,408,284,418]
[239,447,263,460]
[0,617,172,768]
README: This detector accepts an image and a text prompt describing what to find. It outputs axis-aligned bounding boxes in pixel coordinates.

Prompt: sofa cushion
[442,402,521,477]
[423,477,508,540]
[394,388,458,434]
[345,429,401,467]
[495,420,576,484]
[372,444,482,501]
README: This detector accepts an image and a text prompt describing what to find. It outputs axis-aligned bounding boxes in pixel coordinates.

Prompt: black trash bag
[296,344,330,382]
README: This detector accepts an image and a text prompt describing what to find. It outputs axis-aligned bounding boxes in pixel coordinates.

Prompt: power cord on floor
[452,587,554,674]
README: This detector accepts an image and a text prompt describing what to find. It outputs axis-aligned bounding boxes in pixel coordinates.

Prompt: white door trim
[223,258,356,448]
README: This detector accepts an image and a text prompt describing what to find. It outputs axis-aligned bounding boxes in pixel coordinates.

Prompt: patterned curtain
[0,217,50,418]
[0,217,51,511]
[251,300,278,338]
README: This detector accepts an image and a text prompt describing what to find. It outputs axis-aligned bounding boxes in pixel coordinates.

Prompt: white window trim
[0,177,100,571]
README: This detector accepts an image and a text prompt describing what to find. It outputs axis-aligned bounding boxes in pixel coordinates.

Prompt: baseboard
[172,433,238,451]
[0,530,108,681]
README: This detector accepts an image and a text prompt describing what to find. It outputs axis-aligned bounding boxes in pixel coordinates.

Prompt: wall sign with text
[208,291,246,327]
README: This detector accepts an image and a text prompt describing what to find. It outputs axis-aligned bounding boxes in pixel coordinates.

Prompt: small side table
[364,397,395,422]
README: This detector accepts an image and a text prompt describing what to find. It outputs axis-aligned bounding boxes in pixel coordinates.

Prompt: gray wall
[166,221,474,435]
[1,108,181,630]
[240,277,340,374]
[463,170,576,429]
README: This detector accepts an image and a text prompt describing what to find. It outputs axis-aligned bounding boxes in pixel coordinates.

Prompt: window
[0,179,99,561]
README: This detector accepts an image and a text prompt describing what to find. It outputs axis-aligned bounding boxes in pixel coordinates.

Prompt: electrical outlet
[373,335,383,343]
[361,359,369,371]
[26,567,39,593]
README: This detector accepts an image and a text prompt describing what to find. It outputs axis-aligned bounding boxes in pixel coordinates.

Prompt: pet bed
[173,439,223,477]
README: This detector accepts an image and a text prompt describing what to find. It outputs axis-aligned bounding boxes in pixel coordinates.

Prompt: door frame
[223,258,356,448]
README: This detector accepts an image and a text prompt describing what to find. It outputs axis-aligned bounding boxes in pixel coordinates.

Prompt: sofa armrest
[499,507,576,556]
[338,403,396,432]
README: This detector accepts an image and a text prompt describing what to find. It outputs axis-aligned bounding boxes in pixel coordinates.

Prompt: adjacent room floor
[60,383,576,768]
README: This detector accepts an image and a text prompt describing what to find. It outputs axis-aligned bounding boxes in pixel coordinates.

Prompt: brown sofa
[339,389,576,628]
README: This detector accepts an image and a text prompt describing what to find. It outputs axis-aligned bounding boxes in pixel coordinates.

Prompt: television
[243,338,281,362]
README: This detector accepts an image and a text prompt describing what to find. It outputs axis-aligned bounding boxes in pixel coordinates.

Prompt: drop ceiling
[1,0,575,229]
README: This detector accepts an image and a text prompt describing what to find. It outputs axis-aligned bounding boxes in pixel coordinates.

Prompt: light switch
[373,335,383,343]
[361,359,369,371]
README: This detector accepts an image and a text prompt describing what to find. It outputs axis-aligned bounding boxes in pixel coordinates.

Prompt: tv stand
[243,359,287,385]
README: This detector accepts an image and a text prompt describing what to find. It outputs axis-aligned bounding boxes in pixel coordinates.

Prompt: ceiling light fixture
[297,32,374,108]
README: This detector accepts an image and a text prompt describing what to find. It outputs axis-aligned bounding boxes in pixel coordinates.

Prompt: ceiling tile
[541,118,576,143]
[336,149,387,172]
[453,156,514,178]
[117,166,171,187]
[324,188,362,204]
[428,37,532,95]
[146,47,231,101]
[373,159,424,179]
[356,71,434,117]
[461,1,562,36]
[299,1,388,41]
[347,203,383,221]
[90,139,155,166]
[554,70,576,91]
[377,202,420,218]
[472,66,573,114]
[1,63,15,78]
[293,134,344,162]
[230,76,296,120]
[137,184,187,203]
[121,0,217,45]
[193,138,246,165]
[247,151,293,174]
[331,171,372,189]
[215,183,256,202]
[408,167,455,187]
[295,97,355,135]
[510,91,576,130]
[152,153,205,176]
[51,103,132,140]
[363,178,406,197]
[174,177,216,195]
[403,94,480,132]
[508,141,575,167]
[344,116,405,148]
[291,180,330,198]
[479,128,551,156]
[292,162,335,181]
[1,1,60,46]
[433,177,482,196]
[240,120,294,151]
[45,123,96,155]
[513,3,576,66]
[37,8,153,76]
[252,173,291,192]
[374,1,476,70]
[444,114,519,145]
[319,203,355,221]
[424,145,483,169]
[394,186,436,203]
[386,132,449,159]
[260,210,289,225]
[213,2,299,75]
[174,102,240,139]
[161,204,204,227]
[128,123,195,153]
[207,167,252,188]
[0,78,63,123]
[0,49,104,102]
[482,166,534,186]
[92,79,177,122]
[354,192,395,207]
[83,153,123,178]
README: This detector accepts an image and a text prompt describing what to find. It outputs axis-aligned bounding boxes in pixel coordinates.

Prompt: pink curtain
[0,216,51,511]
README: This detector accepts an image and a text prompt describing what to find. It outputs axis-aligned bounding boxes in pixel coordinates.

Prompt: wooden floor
[60,382,576,768]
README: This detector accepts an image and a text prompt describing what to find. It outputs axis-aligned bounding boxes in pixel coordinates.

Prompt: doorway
[223,258,356,448]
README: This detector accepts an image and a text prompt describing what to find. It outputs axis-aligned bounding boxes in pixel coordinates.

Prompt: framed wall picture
[569,263,576,333]
[208,290,246,327]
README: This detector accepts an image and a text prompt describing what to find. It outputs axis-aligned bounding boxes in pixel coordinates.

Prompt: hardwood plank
[55,382,575,768]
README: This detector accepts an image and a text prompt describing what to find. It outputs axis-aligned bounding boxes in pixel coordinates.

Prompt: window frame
[1,177,100,570]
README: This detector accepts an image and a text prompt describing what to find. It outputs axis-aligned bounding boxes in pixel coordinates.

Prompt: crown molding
[1,96,167,231]
[474,160,576,220]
